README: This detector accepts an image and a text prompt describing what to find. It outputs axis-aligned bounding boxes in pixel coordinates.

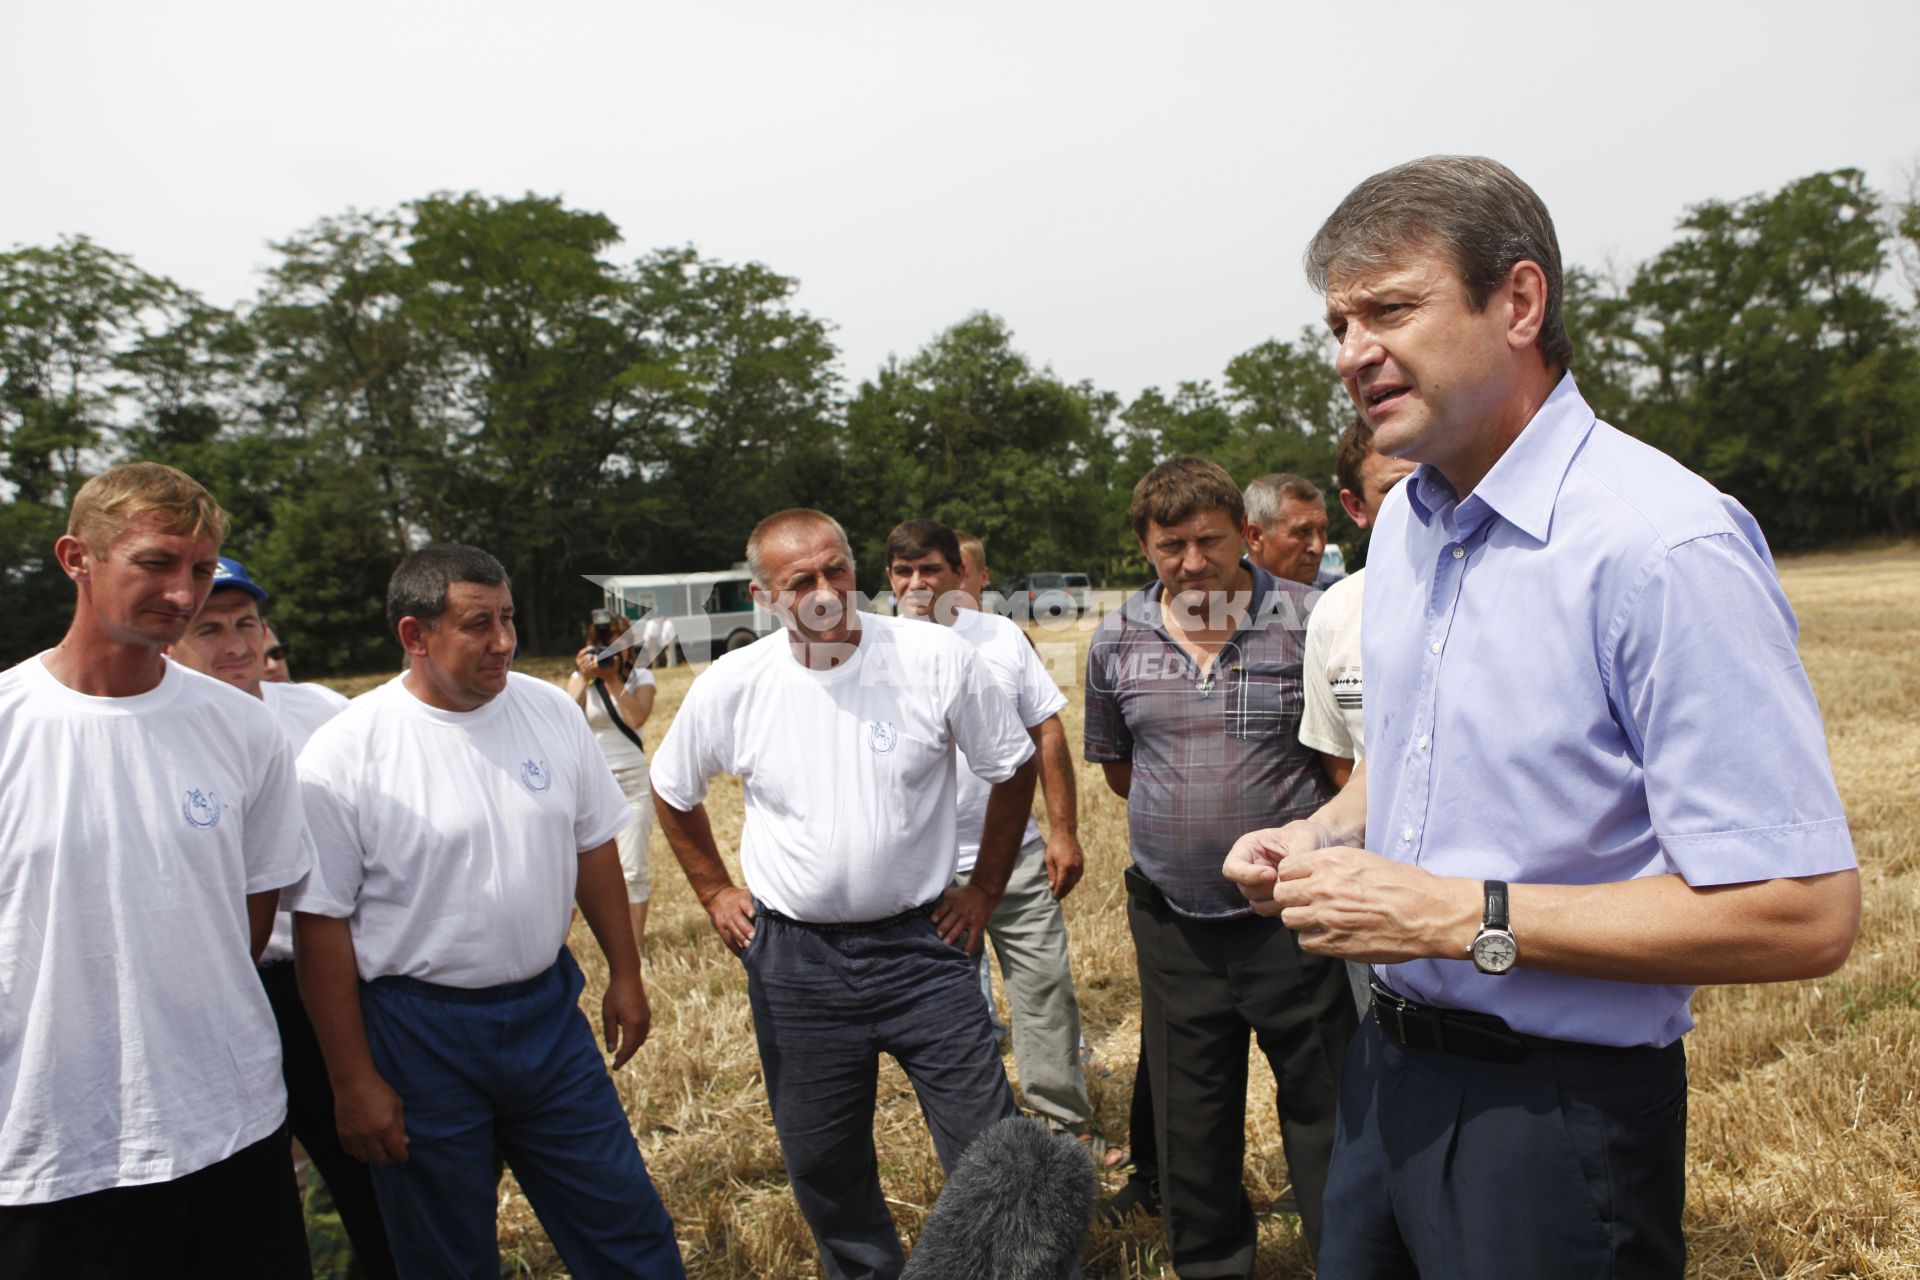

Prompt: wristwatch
[1469,880,1518,975]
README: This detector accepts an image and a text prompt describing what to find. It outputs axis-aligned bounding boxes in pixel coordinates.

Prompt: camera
[591,609,616,666]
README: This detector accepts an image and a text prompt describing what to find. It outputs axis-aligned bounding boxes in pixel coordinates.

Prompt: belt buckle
[1372,985,1411,1045]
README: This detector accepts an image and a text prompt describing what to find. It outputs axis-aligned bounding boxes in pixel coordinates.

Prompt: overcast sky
[7,0,1918,406]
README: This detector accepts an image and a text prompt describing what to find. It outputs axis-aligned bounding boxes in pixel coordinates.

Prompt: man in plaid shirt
[1085,455,1357,1278]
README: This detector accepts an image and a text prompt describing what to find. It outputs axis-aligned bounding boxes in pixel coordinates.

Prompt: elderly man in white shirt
[653,508,1039,1280]
[883,519,1100,1156]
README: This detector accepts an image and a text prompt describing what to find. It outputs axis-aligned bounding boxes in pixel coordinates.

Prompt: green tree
[1113,330,1350,570]
[397,192,647,651]
[1562,266,1640,430]
[842,313,1118,587]
[0,237,215,662]
[606,247,844,576]
[1627,169,1918,544]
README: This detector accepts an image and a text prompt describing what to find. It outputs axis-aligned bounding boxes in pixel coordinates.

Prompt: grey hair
[745,509,856,588]
[1305,155,1570,370]
[1243,473,1324,527]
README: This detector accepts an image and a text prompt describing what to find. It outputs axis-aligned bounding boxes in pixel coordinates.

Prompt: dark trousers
[260,960,399,1280]
[1128,886,1356,1278]
[743,905,1018,1280]
[1123,1022,1158,1183]
[1319,1015,1688,1279]
[0,1126,311,1279]
[357,949,685,1280]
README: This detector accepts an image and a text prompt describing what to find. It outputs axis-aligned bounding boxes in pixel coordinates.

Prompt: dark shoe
[1100,1177,1160,1227]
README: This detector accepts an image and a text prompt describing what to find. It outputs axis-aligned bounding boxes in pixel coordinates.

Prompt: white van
[593,569,776,662]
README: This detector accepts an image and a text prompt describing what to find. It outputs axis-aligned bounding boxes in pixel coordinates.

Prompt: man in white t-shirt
[884,520,1099,1150]
[289,544,684,1280]
[1297,418,1418,792]
[261,620,349,711]
[1296,421,1416,1019]
[166,555,394,1279]
[652,508,1038,1280]
[0,462,313,1276]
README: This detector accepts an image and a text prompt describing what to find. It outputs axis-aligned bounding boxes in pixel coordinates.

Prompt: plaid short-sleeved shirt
[1084,562,1329,918]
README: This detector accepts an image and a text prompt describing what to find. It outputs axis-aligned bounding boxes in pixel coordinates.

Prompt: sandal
[1068,1128,1130,1169]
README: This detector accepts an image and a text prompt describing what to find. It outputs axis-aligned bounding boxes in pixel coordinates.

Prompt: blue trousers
[743,904,1018,1280]
[358,949,684,1280]
[1319,1015,1687,1279]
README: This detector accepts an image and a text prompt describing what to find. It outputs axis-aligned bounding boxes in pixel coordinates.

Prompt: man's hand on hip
[704,885,757,953]
[603,970,651,1068]
[933,883,998,956]
[334,1072,409,1165]
[1045,829,1085,900]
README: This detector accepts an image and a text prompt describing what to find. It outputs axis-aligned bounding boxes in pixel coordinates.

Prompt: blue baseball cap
[211,556,271,603]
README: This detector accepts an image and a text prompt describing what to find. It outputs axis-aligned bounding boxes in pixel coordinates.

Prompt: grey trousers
[743,904,1018,1280]
[954,837,1094,1133]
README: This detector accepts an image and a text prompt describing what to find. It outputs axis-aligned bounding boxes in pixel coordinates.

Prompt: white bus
[595,569,777,663]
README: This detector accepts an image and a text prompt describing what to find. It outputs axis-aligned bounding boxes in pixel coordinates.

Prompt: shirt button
[1452,545,1465,559]
[1417,735,1429,750]
[1429,641,1441,654]
[1401,827,1414,842]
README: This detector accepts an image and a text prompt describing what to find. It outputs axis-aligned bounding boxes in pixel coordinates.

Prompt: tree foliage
[3,167,1918,669]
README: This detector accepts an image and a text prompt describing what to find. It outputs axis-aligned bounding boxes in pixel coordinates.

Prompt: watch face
[1472,931,1517,974]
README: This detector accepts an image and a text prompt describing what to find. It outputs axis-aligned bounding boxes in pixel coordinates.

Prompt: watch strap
[1483,880,1509,932]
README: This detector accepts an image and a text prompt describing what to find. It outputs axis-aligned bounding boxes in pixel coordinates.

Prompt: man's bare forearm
[1311,757,1368,844]
[294,913,381,1088]
[1510,869,1860,983]
[247,890,279,961]
[1035,717,1077,836]
[575,840,641,979]
[654,796,736,907]
[971,757,1038,898]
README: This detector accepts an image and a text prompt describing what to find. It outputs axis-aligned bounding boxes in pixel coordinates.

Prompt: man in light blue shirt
[1225,155,1860,1278]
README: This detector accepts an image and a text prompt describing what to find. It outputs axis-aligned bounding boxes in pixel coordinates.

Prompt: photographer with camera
[566,609,658,956]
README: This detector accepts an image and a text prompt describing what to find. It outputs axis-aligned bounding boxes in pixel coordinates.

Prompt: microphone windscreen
[902,1115,1097,1280]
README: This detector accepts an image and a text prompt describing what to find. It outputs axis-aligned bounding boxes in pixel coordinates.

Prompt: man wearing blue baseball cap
[169,556,396,1279]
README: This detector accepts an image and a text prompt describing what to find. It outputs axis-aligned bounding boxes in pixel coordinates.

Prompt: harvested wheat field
[361,544,1918,1279]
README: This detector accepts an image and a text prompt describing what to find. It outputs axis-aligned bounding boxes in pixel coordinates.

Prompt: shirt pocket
[1224,661,1302,742]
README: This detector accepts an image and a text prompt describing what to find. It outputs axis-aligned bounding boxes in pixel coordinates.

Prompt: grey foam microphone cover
[902,1115,1097,1280]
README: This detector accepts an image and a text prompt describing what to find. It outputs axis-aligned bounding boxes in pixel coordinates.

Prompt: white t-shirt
[289,672,631,988]
[947,610,1065,874]
[296,679,351,712]
[264,679,348,754]
[0,655,312,1205]
[1298,568,1366,761]
[650,613,1036,922]
[258,679,350,962]
[582,667,656,773]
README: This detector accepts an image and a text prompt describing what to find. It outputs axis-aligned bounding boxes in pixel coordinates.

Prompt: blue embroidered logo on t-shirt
[521,758,552,792]
[869,720,898,754]
[182,789,221,829]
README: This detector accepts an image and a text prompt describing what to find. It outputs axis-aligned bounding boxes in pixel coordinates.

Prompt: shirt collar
[1403,372,1594,544]
[1130,559,1291,634]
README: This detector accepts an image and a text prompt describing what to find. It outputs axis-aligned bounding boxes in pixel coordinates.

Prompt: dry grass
[329,545,1920,1278]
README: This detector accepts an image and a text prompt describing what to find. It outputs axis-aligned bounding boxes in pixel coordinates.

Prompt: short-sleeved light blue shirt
[1364,374,1854,1047]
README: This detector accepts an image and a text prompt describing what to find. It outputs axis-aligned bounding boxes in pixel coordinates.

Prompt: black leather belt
[1369,982,1569,1064]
